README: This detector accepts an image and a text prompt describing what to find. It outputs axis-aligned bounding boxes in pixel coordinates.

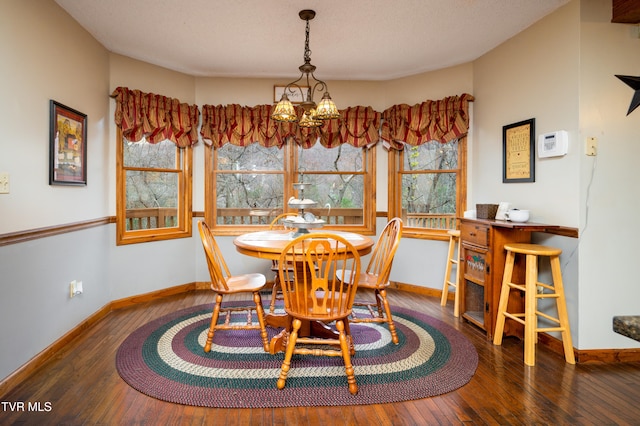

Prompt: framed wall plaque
[502,118,535,183]
[49,100,87,186]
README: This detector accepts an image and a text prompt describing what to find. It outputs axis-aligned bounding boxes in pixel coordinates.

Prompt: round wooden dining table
[234,229,374,260]
[233,229,374,354]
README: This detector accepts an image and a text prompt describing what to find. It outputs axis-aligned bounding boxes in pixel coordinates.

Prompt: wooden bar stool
[440,230,461,317]
[493,243,575,366]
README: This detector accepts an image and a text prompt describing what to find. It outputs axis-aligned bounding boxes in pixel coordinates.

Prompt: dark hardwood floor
[2,289,640,425]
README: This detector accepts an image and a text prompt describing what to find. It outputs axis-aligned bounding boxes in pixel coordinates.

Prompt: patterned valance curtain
[381,93,475,150]
[200,104,381,149]
[111,87,200,148]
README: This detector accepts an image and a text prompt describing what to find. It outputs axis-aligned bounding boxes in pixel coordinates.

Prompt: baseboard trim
[389,281,445,298]
[110,283,198,310]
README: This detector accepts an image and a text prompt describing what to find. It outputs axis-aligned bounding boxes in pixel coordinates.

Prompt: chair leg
[336,319,358,395]
[269,276,280,313]
[204,293,223,353]
[343,318,356,355]
[277,318,301,390]
[374,290,384,317]
[379,289,399,345]
[253,291,270,353]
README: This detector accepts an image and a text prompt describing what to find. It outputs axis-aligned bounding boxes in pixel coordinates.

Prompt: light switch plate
[0,172,9,194]
[586,137,597,156]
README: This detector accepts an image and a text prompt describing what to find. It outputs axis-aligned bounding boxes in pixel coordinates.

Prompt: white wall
[578,0,640,349]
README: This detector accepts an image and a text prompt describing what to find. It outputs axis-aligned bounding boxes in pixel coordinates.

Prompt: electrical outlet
[0,172,9,194]
[69,280,83,298]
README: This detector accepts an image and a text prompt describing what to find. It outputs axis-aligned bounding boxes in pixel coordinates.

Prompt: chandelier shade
[271,10,340,127]
[271,93,297,122]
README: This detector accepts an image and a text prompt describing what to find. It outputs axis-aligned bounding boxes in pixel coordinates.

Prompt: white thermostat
[538,130,568,158]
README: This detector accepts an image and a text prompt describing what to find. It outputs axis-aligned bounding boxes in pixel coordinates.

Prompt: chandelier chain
[304,19,311,65]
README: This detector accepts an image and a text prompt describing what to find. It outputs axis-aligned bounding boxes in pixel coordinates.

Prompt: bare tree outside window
[398,139,459,230]
[208,141,373,230]
[123,138,182,230]
[215,143,285,225]
[298,144,364,223]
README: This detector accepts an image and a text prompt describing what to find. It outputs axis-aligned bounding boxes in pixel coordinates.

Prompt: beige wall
[473,2,581,227]
[3,2,640,385]
[0,0,111,235]
[0,0,113,380]
[578,0,640,348]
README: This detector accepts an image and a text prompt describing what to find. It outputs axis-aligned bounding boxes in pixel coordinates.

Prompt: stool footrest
[537,326,566,333]
[536,293,560,299]
[537,282,555,291]
[536,311,561,324]
[502,312,526,326]
[507,283,527,292]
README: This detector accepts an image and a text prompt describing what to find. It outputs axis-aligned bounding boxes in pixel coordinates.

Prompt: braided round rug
[115,302,478,407]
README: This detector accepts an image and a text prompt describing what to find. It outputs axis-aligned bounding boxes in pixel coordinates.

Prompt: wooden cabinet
[459,219,531,339]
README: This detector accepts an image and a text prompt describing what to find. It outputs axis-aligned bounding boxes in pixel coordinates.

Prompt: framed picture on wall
[502,118,535,183]
[49,100,87,186]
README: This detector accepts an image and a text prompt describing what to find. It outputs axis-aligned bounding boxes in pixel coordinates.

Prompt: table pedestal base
[265,313,354,355]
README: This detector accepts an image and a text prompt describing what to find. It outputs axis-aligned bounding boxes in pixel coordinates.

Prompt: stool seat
[493,243,575,366]
[503,243,562,257]
[441,229,461,317]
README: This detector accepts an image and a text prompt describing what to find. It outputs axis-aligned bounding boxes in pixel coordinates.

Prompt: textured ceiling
[55,0,569,81]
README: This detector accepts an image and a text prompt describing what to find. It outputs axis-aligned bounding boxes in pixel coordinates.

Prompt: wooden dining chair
[198,221,269,353]
[276,232,361,395]
[345,217,403,344]
[268,212,299,313]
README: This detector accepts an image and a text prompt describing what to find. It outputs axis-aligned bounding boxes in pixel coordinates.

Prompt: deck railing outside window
[126,208,454,231]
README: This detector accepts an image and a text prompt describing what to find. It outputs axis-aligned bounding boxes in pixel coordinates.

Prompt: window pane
[217,143,284,171]
[301,173,364,225]
[300,174,363,208]
[298,144,362,172]
[215,173,284,225]
[123,139,177,168]
[402,140,458,171]
[125,170,178,230]
[216,173,284,209]
[401,172,457,229]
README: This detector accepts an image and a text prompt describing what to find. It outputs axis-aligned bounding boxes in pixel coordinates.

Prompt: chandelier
[271,10,340,128]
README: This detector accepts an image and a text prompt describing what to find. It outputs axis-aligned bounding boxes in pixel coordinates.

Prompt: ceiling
[55,0,570,81]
